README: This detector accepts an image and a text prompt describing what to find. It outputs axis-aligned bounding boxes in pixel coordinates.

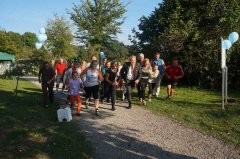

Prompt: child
[148,64,159,102]
[68,71,83,116]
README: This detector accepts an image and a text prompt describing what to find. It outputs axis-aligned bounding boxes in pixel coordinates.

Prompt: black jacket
[120,62,142,81]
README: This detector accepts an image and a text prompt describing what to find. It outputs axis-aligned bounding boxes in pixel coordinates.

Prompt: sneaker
[85,102,89,109]
[165,96,171,100]
[143,100,146,106]
[44,104,49,108]
[95,109,99,116]
[112,107,116,111]
[148,98,152,102]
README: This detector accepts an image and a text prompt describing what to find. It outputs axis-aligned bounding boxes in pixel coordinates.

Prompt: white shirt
[126,66,134,80]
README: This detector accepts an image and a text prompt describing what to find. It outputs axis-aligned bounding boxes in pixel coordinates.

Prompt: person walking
[148,64,159,102]
[151,52,166,97]
[137,58,151,105]
[120,56,142,109]
[55,58,67,91]
[67,71,83,116]
[164,59,184,99]
[101,61,118,111]
[39,61,55,108]
[81,60,104,115]
[100,61,111,102]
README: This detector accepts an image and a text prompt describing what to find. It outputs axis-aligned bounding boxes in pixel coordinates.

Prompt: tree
[46,14,76,59]
[69,0,127,52]
[131,0,240,88]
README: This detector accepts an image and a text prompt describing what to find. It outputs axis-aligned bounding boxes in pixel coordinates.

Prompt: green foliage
[46,14,76,59]
[0,29,37,59]
[102,40,129,61]
[131,0,240,88]
[70,0,127,50]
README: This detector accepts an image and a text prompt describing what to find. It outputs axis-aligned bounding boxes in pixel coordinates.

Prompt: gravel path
[24,76,240,159]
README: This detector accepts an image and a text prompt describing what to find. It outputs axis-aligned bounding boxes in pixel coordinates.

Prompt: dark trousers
[137,80,148,100]
[56,74,64,89]
[101,81,109,100]
[124,80,136,106]
[102,83,116,108]
[148,83,156,95]
[42,82,54,105]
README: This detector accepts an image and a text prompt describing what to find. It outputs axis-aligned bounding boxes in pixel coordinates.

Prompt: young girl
[148,64,159,101]
[68,71,83,116]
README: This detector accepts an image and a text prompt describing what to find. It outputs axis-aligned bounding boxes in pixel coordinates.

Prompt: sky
[0,0,161,45]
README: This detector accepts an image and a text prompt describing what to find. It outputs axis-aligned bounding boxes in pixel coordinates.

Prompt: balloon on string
[35,42,42,49]
[39,27,46,34]
[228,32,239,44]
[222,39,232,50]
[100,52,105,59]
[37,34,47,42]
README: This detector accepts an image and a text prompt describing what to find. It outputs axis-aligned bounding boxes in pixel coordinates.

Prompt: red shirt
[55,63,67,75]
[165,65,184,81]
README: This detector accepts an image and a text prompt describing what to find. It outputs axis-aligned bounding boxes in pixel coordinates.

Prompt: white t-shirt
[83,68,102,87]
[126,66,134,80]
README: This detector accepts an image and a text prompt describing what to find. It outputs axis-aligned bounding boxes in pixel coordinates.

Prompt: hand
[166,75,171,79]
[112,81,118,85]
[122,80,126,84]
[47,80,52,85]
[135,79,139,84]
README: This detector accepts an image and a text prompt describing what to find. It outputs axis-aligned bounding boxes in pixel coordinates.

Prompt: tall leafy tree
[132,0,240,88]
[46,14,76,59]
[69,0,127,52]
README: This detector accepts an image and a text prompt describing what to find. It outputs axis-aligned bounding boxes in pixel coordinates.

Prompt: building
[0,51,15,75]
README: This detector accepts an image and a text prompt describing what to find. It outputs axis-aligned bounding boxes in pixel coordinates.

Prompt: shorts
[84,85,100,99]
[167,80,178,88]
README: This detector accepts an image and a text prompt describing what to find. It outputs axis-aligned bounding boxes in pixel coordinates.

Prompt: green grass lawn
[131,85,240,147]
[0,78,93,159]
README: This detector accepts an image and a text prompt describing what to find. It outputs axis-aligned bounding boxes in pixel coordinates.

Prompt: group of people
[38,52,184,116]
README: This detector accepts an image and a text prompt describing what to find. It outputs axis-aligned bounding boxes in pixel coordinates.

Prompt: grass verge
[0,78,93,159]
[131,86,240,147]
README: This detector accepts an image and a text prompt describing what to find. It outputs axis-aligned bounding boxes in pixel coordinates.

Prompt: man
[151,52,166,97]
[138,53,145,67]
[55,58,67,91]
[120,56,142,109]
[164,59,184,99]
[39,61,55,108]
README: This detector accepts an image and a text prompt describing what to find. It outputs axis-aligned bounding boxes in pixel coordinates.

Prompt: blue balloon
[39,27,46,34]
[100,52,105,59]
[37,34,47,42]
[222,39,232,50]
[228,32,239,44]
[35,42,42,49]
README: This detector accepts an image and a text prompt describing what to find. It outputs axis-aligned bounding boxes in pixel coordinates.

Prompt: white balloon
[37,34,47,42]
[35,42,42,49]
[39,27,46,34]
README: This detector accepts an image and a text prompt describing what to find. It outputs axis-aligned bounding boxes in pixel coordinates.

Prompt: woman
[81,60,104,115]
[148,64,159,101]
[101,61,118,111]
[101,61,111,102]
[137,58,151,105]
